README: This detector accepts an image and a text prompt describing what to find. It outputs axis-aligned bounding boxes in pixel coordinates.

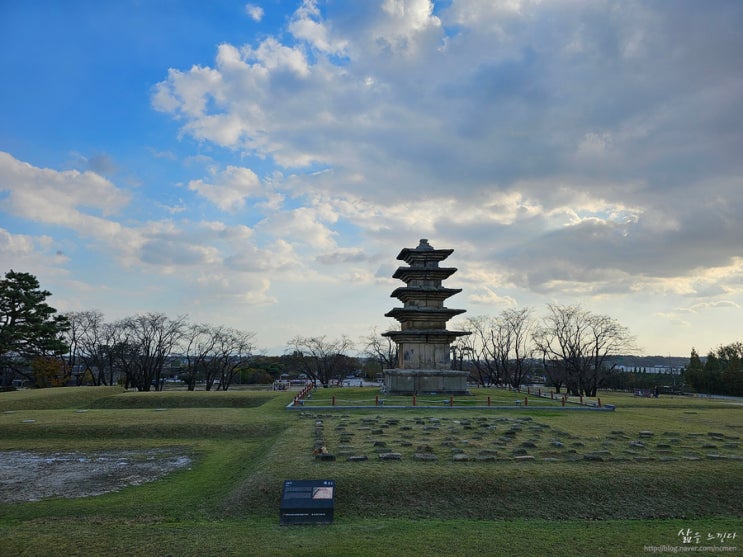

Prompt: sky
[1,0,742,357]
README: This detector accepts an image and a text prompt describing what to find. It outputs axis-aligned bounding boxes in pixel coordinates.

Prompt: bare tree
[179,323,217,391]
[180,323,256,391]
[204,326,255,391]
[111,313,186,391]
[64,310,120,386]
[455,316,499,386]
[287,335,356,388]
[533,304,636,396]
[497,308,536,389]
[362,325,398,372]
[458,309,536,388]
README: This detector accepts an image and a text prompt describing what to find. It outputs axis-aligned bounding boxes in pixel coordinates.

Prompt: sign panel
[279,479,335,525]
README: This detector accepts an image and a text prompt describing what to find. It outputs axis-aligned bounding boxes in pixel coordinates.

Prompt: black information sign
[279,479,335,525]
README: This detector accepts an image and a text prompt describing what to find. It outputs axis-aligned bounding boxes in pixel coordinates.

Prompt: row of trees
[454,305,637,397]
[2,269,743,396]
[0,271,257,391]
[685,344,743,397]
[0,270,648,395]
[0,270,378,390]
[65,311,256,391]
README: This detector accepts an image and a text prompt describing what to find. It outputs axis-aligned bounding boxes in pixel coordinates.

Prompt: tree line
[685,345,743,397]
[0,271,256,391]
[64,310,256,391]
[2,269,742,396]
[454,305,637,397]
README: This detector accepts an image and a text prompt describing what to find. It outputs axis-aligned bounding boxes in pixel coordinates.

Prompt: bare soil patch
[0,449,191,503]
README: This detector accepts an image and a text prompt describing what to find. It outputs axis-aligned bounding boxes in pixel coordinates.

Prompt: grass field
[1,386,741,556]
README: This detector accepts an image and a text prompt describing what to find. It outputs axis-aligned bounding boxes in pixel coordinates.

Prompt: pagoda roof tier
[396,239,453,266]
[391,267,457,282]
[390,286,462,302]
[382,329,470,340]
[384,307,466,321]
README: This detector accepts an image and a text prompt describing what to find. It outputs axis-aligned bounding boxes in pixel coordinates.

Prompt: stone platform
[383,369,470,395]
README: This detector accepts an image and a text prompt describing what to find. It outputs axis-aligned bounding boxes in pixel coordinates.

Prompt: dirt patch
[0,449,191,503]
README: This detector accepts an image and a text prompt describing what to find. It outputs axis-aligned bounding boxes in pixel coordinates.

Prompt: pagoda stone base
[383,369,470,396]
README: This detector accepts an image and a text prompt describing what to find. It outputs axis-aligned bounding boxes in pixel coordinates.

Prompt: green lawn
[1,387,741,556]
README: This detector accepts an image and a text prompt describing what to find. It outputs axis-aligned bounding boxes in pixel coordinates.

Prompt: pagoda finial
[417,238,433,250]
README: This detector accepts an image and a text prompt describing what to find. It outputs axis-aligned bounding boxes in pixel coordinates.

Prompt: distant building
[614,364,683,375]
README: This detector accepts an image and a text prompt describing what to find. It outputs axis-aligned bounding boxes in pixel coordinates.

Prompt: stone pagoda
[382,239,470,395]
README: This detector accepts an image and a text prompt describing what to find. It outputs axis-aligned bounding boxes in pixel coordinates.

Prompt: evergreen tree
[0,271,69,385]
[683,348,705,392]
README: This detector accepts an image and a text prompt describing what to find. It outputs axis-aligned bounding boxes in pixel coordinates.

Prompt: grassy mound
[0,386,124,411]
[0,387,740,556]
[87,390,274,409]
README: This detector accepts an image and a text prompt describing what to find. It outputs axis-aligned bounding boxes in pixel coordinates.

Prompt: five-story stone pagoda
[382,239,470,395]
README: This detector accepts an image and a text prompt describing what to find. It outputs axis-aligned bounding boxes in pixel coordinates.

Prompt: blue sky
[1,0,742,356]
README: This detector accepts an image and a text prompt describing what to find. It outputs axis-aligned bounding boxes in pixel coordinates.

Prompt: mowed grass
[1,386,741,556]
[0,386,124,410]
[302,385,567,407]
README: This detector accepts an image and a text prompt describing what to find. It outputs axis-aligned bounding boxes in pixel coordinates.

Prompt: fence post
[375,395,379,406]
[487,396,491,407]
[412,394,416,407]
[561,396,565,407]
[524,396,528,406]
[449,396,453,407]
[598,398,602,408]
[332,395,336,406]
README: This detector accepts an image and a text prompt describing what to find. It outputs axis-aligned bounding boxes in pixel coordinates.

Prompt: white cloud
[4,1,743,356]
[188,165,263,211]
[0,152,129,220]
[245,4,264,22]
[192,272,277,307]
[151,65,224,118]
[289,0,348,55]
[678,301,742,315]
[0,151,130,245]
[256,205,338,250]
[224,239,297,273]
[467,287,518,307]
[316,247,368,265]
[0,228,37,258]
